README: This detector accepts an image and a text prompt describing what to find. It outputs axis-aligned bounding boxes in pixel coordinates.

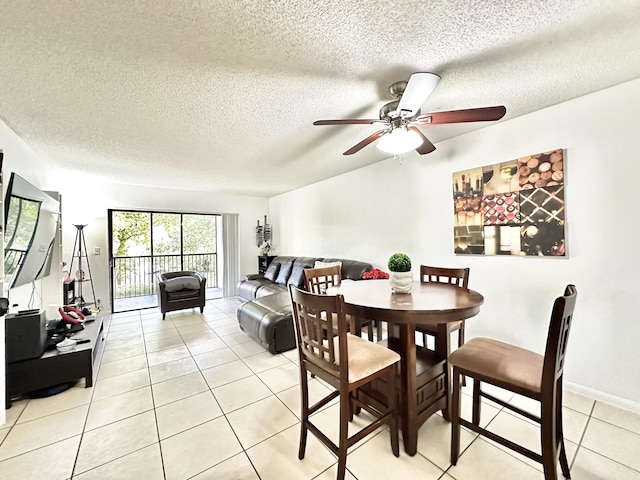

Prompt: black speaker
[5,310,47,363]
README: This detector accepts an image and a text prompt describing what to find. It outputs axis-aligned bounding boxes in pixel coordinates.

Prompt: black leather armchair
[156,271,206,319]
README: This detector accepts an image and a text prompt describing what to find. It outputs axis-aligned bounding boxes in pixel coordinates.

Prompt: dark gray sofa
[236,255,372,353]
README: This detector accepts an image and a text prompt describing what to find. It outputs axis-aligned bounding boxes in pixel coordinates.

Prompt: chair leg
[559,441,571,479]
[388,365,399,457]
[298,368,310,460]
[349,390,356,421]
[450,367,461,465]
[200,306,204,313]
[541,394,560,480]
[162,313,166,320]
[367,322,374,342]
[459,323,466,387]
[338,390,350,480]
[472,378,481,426]
[556,386,571,479]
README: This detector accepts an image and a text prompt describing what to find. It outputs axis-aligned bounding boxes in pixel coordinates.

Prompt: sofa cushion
[263,262,280,282]
[314,260,342,270]
[255,282,287,298]
[237,292,295,354]
[164,275,200,292]
[287,257,318,288]
[275,261,293,284]
[238,278,275,301]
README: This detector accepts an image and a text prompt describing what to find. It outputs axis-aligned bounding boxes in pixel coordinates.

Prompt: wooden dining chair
[417,265,470,352]
[304,266,379,341]
[289,284,400,480]
[449,284,577,480]
[304,265,342,295]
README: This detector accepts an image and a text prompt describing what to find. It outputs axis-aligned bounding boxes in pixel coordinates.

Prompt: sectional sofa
[236,255,373,353]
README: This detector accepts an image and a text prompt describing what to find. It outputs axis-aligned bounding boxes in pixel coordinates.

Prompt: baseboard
[565,381,640,415]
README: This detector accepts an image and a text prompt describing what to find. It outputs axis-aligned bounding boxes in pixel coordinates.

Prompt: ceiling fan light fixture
[377,127,423,155]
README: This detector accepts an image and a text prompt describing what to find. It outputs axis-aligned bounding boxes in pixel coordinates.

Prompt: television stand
[5,313,105,409]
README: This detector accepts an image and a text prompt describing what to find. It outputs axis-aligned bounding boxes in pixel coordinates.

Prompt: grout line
[568,397,596,472]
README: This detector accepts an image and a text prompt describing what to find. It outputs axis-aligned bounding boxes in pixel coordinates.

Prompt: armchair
[156,271,206,319]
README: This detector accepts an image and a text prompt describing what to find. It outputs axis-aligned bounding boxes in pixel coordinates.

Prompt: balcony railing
[113,253,218,299]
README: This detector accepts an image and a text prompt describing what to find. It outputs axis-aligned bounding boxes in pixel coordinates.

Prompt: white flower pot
[390,271,413,293]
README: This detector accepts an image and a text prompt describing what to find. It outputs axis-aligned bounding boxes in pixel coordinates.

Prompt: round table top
[328,279,484,325]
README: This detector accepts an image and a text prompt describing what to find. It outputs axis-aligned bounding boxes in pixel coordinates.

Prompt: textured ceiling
[0,1,639,197]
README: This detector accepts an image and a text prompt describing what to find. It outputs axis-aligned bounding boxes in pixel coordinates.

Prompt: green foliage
[5,197,39,250]
[387,252,412,272]
[3,197,40,284]
[112,211,151,257]
[112,212,217,258]
[183,214,217,254]
[152,213,181,255]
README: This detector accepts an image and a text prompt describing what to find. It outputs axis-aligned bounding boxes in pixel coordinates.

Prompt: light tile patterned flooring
[1,297,640,479]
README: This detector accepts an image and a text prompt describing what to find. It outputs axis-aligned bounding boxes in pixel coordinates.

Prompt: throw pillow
[263,262,280,282]
[275,261,293,284]
[164,275,200,292]
[314,260,342,269]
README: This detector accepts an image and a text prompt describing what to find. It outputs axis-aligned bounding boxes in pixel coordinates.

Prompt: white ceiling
[1,1,639,197]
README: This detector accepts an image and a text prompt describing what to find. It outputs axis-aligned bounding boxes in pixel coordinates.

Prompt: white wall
[270,78,640,412]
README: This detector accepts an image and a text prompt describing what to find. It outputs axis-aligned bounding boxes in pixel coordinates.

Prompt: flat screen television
[4,172,60,289]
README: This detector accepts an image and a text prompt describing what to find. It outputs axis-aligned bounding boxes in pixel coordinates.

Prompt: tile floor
[1,297,640,479]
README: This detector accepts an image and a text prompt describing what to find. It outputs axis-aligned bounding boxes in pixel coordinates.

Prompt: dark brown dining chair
[304,265,379,341]
[449,284,577,480]
[304,265,342,295]
[289,284,400,480]
[417,265,470,354]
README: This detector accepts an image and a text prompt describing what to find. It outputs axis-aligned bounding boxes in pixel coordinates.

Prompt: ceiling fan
[313,72,506,156]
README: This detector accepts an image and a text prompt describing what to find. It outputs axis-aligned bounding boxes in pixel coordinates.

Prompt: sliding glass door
[108,209,221,313]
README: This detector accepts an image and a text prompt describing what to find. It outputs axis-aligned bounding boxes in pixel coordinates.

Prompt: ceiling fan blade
[343,129,388,155]
[313,119,387,125]
[410,127,436,155]
[413,106,507,125]
[396,72,441,117]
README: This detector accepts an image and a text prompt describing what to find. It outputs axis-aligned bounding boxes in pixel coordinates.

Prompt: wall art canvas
[453,149,566,257]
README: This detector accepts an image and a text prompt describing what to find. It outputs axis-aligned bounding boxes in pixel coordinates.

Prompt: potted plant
[387,252,413,293]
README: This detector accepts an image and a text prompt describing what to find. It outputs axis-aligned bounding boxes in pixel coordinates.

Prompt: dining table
[328,279,484,456]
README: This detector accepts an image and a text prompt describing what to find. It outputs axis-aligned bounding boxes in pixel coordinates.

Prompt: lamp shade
[377,127,423,155]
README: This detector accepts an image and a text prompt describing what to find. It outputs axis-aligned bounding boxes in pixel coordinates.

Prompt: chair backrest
[542,284,577,393]
[304,265,342,294]
[420,265,469,289]
[289,284,348,380]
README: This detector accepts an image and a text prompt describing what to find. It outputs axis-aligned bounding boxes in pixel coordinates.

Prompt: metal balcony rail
[113,252,218,299]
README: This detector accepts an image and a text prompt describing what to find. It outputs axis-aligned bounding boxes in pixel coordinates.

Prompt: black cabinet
[6,314,105,408]
[258,255,277,274]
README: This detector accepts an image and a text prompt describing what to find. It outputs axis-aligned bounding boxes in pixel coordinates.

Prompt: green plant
[387,253,412,272]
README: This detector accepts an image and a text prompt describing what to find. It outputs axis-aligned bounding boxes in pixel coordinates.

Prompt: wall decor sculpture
[453,149,566,257]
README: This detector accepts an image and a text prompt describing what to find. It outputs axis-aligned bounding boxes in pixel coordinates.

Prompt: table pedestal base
[355,336,447,455]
